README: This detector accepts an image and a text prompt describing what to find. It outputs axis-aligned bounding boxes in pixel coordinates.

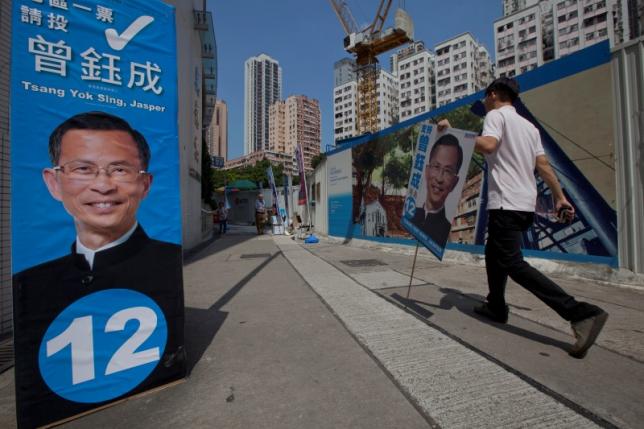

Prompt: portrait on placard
[401,122,476,260]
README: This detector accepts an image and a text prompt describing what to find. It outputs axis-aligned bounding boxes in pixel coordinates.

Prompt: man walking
[217,201,228,234]
[439,77,607,359]
[255,193,266,235]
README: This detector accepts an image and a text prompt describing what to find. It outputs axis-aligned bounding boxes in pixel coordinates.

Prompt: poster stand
[404,242,421,308]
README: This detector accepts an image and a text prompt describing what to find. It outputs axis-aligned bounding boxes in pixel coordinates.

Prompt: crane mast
[329,0,413,136]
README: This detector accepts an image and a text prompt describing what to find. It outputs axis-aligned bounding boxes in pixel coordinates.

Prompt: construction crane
[329,0,413,135]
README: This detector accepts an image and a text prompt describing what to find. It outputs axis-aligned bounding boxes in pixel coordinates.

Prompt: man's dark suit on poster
[12,225,186,429]
[410,206,451,247]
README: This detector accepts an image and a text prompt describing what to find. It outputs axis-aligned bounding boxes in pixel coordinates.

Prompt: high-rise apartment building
[504,0,541,16]
[210,100,228,161]
[625,0,644,39]
[392,41,436,122]
[333,79,358,141]
[496,3,547,77]
[496,0,631,79]
[269,95,321,172]
[376,69,400,131]
[554,0,615,58]
[268,100,287,154]
[435,33,494,107]
[244,54,282,155]
[334,58,356,87]
[200,11,217,125]
[288,95,321,173]
[476,46,496,88]
[333,68,399,142]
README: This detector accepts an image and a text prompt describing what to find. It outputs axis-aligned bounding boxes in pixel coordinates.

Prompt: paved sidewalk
[296,235,644,429]
[0,229,430,429]
[0,227,641,428]
[276,236,602,428]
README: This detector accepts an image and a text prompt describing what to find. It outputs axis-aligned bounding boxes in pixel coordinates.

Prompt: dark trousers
[485,209,600,322]
[219,220,227,234]
[255,213,265,234]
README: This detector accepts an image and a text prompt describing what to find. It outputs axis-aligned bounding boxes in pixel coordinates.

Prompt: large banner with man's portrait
[400,123,476,260]
[10,1,185,427]
[328,42,617,268]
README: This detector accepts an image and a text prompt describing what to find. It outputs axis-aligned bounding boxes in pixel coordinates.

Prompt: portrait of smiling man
[42,112,153,254]
[410,133,463,247]
[12,111,186,427]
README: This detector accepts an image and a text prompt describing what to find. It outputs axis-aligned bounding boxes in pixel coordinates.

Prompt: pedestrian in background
[255,193,266,235]
[439,77,608,359]
[217,201,228,235]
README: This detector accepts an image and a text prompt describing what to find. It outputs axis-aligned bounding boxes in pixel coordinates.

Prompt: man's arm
[535,154,575,219]
[474,136,498,155]
[436,119,498,154]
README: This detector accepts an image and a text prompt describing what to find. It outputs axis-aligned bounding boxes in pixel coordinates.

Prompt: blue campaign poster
[10,1,186,427]
[11,0,181,274]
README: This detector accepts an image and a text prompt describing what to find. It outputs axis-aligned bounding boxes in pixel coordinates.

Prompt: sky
[209,0,503,159]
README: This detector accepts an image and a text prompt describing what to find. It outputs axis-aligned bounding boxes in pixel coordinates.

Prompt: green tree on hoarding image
[383,153,411,193]
[395,125,416,153]
[441,105,483,134]
[352,137,395,221]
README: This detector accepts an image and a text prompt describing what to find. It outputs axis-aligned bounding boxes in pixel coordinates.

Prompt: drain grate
[240,253,272,259]
[0,339,14,374]
[340,259,387,267]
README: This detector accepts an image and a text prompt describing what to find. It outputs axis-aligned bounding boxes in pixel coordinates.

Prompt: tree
[384,153,412,193]
[211,159,286,191]
[440,105,483,134]
[352,136,396,221]
[392,126,415,153]
[311,153,327,170]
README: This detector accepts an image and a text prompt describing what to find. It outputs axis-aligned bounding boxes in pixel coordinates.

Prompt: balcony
[202,43,215,59]
[193,10,208,31]
[203,68,216,79]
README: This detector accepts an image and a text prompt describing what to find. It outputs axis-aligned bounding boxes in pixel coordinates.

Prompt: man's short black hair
[48,111,151,169]
[429,133,463,172]
[485,77,520,102]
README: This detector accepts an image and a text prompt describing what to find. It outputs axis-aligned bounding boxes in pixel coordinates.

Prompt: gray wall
[612,37,644,274]
[165,0,211,249]
[0,0,12,337]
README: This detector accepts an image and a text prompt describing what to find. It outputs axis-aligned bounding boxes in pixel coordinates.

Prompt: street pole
[404,242,420,308]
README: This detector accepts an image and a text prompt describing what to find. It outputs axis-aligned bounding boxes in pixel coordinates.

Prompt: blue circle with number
[38,289,167,403]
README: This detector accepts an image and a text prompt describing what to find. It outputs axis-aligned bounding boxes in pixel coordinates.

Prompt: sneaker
[474,302,509,324]
[569,310,608,359]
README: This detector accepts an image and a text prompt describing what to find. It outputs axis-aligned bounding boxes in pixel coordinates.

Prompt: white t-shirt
[481,105,545,212]
[217,207,228,220]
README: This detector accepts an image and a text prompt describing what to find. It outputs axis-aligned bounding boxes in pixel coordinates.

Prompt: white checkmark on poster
[105,15,155,51]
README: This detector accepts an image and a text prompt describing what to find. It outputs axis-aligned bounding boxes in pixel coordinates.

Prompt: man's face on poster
[425,144,460,211]
[43,129,152,241]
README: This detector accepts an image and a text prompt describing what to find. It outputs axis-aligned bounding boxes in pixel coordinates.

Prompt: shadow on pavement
[184,251,281,374]
[390,287,571,352]
[184,229,257,266]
